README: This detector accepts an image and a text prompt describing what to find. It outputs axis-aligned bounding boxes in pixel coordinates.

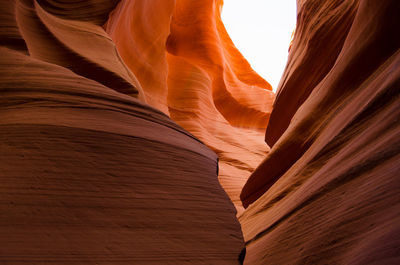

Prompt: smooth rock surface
[2,0,399,264]
[105,0,275,212]
[240,0,400,264]
[0,1,244,264]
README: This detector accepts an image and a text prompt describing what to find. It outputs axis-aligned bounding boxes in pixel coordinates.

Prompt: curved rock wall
[240,0,400,264]
[265,0,359,146]
[105,0,275,211]
[1,0,399,264]
[0,0,244,264]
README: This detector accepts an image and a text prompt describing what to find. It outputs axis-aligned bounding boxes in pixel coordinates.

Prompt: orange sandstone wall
[240,0,400,264]
[104,0,175,113]
[2,0,398,264]
[0,0,244,263]
[265,0,359,146]
[105,0,275,212]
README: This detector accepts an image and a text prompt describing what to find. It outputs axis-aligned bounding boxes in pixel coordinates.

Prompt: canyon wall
[240,0,400,264]
[1,0,399,264]
[105,0,275,212]
[0,0,244,264]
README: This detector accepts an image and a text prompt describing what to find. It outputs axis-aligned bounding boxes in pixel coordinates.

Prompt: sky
[221,0,297,91]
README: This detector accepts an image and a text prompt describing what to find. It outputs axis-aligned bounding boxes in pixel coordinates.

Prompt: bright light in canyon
[222,0,297,91]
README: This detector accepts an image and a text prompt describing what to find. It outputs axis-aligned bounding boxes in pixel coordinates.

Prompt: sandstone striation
[240,0,400,264]
[105,0,275,212]
[1,0,399,264]
[0,0,244,264]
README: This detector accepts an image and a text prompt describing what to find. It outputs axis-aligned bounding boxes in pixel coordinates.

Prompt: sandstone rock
[240,0,400,264]
[105,0,275,212]
[0,1,244,263]
[2,0,399,264]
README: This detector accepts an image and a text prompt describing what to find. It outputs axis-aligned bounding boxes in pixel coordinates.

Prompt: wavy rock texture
[0,0,244,264]
[105,0,275,212]
[2,0,399,264]
[240,0,400,264]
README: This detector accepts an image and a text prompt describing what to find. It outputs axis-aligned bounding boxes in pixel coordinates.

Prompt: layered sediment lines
[240,0,400,264]
[2,0,399,264]
[0,1,244,264]
[105,0,275,211]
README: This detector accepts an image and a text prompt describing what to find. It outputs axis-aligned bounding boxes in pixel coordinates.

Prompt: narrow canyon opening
[221,0,297,90]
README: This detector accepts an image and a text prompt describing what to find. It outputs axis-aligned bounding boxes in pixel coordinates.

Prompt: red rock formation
[266,0,360,146]
[104,0,175,113]
[105,0,275,212]
[2,0,399,264]
[0,0,244,263]
[16,0,143,99]
[240,0,400,264]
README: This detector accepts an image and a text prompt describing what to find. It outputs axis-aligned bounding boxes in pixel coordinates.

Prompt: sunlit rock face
[0,0,244,264]
[240,0,400,264]
[2,0,399,264]
[105,0,275,212]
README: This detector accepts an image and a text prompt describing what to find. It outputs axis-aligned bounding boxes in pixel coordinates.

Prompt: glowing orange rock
[106,0,275,212]
[0,0,244,263]
[1,0,399,264]
[104,0,175,113]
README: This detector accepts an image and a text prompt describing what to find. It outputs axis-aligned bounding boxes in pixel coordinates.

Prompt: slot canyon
[0,0,399,264]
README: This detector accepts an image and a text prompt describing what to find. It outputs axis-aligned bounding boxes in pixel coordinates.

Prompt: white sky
[221,0,297,91]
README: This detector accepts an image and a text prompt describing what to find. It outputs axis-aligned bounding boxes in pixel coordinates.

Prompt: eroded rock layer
[2,0,398,264]
[0,1,244,264]
[240,0,400,264]
[105,0,275,211]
